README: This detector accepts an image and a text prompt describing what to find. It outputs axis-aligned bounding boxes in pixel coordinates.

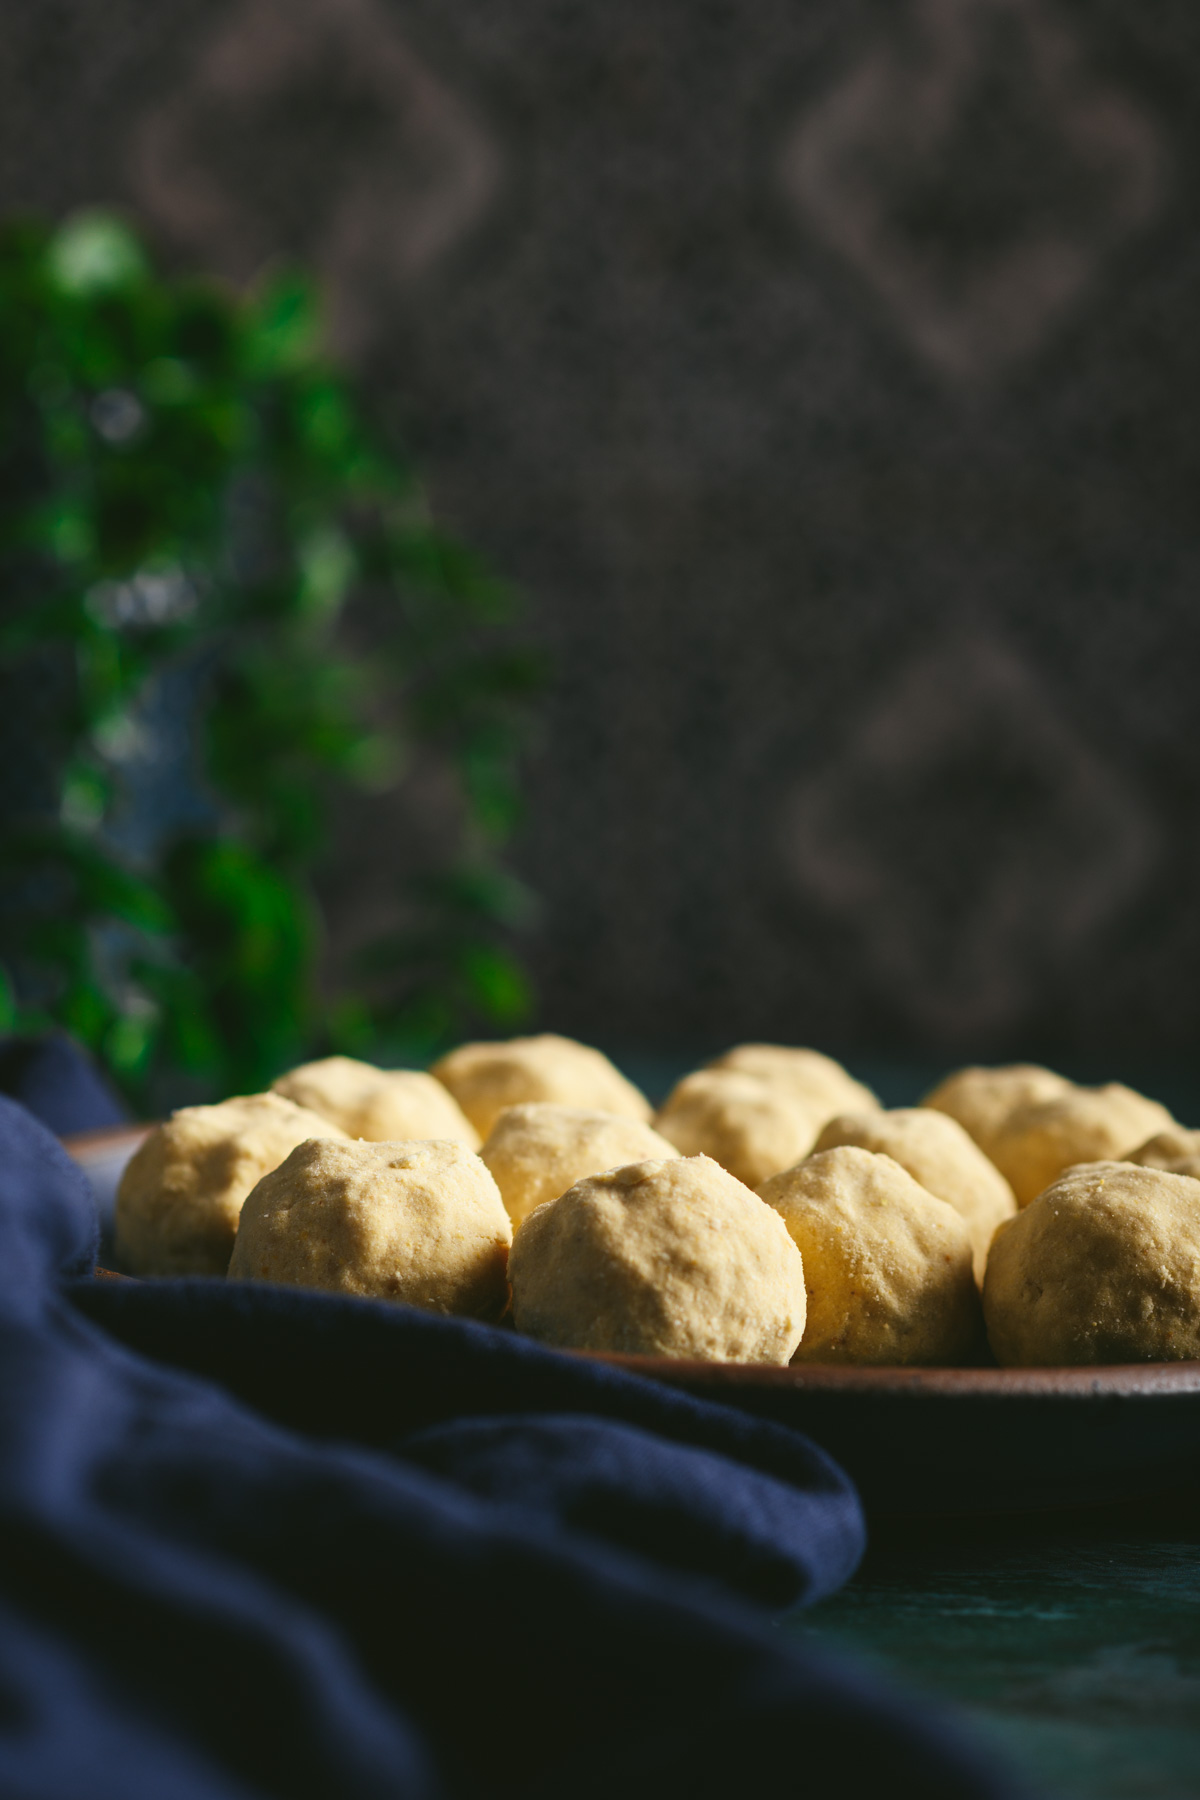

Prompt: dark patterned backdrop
[4,0,1200,1065]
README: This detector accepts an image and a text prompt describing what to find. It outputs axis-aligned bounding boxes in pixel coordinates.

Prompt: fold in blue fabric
[0,1095,1022,1798]
[0,1032,129,1136]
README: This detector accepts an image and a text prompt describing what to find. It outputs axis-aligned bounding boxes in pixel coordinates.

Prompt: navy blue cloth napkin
[0,1095,1022,1798]
[0,1031,128,1135]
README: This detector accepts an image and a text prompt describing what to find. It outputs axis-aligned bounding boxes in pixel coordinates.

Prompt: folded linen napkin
[0,1095,1022,1798]
[0,1031,128,1136]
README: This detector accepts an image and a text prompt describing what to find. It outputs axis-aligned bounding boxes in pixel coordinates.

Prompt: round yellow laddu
[115,1092,351,1277]
[429,1035,651,1139]
[480,1103,680,1229]
[271,1055,479,1147]
[508,1154,806,1362]
[983,1161,1200,1366]
[228,1137,511,1319]
[654,1069,821,1190]
[705,1044,878,1125]
[758,1146,980,1365]
[988,1084,1175,1207]
[812,1107,1017,1283]
[921,1064,1073,1166]
[1130,1127,1200,1181]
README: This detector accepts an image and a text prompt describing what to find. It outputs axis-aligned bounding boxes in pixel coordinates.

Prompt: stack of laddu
[114,1036,1200,1367]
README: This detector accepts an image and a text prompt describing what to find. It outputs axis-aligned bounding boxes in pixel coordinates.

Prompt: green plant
[0,210,541,1108]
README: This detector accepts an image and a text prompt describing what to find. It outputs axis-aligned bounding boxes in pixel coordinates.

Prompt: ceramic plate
[593,1356,1200,1514]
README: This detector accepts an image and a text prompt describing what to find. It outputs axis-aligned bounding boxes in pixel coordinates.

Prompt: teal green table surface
[790,1499,1200,1799]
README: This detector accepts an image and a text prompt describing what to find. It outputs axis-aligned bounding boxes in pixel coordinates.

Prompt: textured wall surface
[4,0,1199,1059]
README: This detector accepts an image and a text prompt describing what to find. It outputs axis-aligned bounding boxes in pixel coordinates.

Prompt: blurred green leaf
[0,964,16,1030]
[48,212,146,298]
[140,357,198,406]
[243,269,322,376]
[457,943,532,1024]
[104,1004,159,1079]
[297,524,356,616]
[160,835,314,1092]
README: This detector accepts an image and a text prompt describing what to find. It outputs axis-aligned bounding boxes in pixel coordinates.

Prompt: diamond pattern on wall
[780,0,1165,384]
[128,0,501,350]
[778,634,1160,1040]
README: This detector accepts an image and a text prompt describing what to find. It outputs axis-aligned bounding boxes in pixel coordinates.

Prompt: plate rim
[585,1352,1200,1397]
[63,1123,153,1159]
